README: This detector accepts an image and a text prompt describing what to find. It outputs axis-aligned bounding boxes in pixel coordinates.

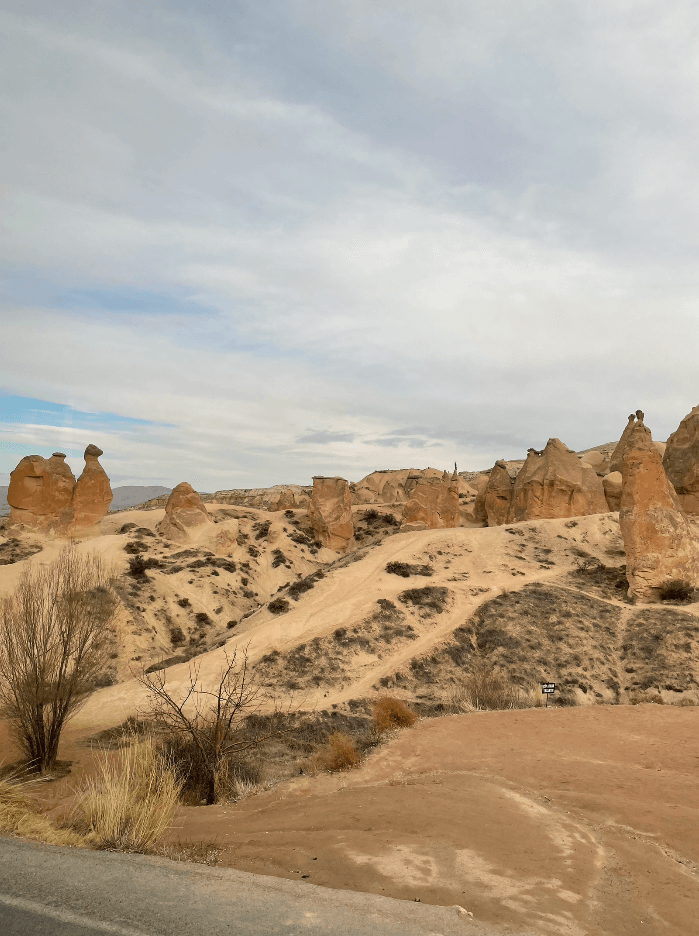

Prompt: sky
[2,1,699,490]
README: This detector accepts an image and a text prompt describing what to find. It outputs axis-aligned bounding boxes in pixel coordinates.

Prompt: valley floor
[164,704,699,936]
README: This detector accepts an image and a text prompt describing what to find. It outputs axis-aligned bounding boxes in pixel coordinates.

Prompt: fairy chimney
[620,419,699,603]
[308,476,354,551]
[156,482,213,544]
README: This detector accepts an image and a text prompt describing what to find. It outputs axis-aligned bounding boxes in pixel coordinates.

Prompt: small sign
[541,683,555,694]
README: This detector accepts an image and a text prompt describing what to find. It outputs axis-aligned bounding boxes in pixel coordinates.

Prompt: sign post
[541,683,555,707]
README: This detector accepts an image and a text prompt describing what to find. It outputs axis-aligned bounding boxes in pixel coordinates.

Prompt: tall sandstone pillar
[308,476,354,551]
[67,445,112,537]
[662,404,699,515]
[620,419,699,603]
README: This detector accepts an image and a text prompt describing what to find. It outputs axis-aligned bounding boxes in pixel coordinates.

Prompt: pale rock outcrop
[654,441,666,459]
[7,452,76,533]
[401,476,460,531]
[157,482,213,544]
[602,471,623,512]
[610,411,644,474]
[580,450,610,476]
[351,468,450,506]
[67,445,112,537]
[507,439,608,522]
[469,473,490,526]
[663,405,699,515]
[210,485,311,511]
[620,420,699,603]
[308,476,353,551]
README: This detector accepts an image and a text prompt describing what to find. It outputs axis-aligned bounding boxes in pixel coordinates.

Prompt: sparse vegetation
[0,771,83,845]
[312,732,361,771]
[385,561,433,578]
[398,585,449,613]
[0,548,117,772]
[372,696,417,732]
[658,580,695,603]
[137,650,282,804]
[268,597,291,614]
[462,660,521,710]
[73,737,181,851]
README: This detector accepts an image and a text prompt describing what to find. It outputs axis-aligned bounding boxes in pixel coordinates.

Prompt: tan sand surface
[163,705,699,936]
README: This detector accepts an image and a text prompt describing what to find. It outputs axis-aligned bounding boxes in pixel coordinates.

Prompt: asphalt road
[0,836,536,936]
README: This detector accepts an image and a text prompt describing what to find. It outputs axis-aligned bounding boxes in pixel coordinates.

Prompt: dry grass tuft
[373,696,417,732]
[0,771,83,846]
[312,733,361,772]
[464,662,522,711]
[73,737,181,852]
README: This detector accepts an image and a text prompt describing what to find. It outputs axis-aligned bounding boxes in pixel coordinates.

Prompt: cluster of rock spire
[6,404,699,605]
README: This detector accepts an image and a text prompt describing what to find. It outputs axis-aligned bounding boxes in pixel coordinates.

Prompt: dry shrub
[373,696,417,732]
[674,697,697,707]
[73,737,181,852]
[645,692,664,705]
[313,733,361,772]
[464,661,521,710]
[0,771,82,846]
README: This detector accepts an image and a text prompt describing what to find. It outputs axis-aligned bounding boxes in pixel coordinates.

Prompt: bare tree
[137,649,283,804]
[0,547,117,772]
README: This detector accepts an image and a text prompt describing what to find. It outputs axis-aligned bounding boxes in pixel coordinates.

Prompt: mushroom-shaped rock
[481,460,514,527]
[620,421,699,603]
[602,471,623,512]
[67,445,112,537]
[308,476,354,551]
[507,438,608,522]
[6,452,76,533]
[662,405,699,515]
[400,476,460,531]
[156,482,213,544]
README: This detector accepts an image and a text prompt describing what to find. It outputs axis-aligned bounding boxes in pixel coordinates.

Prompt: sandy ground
[63,512,632,730]
[162,705,699,936]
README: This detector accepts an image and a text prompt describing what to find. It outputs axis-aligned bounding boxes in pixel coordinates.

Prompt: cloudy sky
[2,1,699,490]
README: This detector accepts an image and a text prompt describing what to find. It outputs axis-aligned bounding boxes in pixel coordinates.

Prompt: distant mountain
[0,485,171,518]
[109,486,171,510]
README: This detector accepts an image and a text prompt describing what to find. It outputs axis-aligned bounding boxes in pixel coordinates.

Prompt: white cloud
[2,1,699,488]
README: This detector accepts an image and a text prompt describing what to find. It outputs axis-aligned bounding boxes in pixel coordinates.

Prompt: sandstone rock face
[157,482,213,544]
[580,450,610,476]
[663,405,699,514]
[602,471,623,512]
[507,439,608,522]
[7,453,76,532]
[351,468,452,506]
[483,461,514,527]
[401,477,460,531]
[7,446,112,536]
[67,445,112,536]
[620,420,699,603]
[308,476,354,551]
[610,411,644,474]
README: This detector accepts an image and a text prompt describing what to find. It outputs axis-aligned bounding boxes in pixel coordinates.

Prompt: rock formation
[400,476,460,531]
[610,411,644,474]
[308,476,354,551]
[7,446,112,536]
[67,445,112,536]
[580,450,610,476]
[482,460,514,527]
[6,453,76,533]
[507,438,608,522]
[602,471,623,512]
[662,405,699,514]
[156,482,214,544]
[620,419,699,603]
